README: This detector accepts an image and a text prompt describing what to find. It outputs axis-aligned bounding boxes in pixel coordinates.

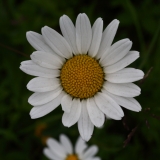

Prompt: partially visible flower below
[20,13,144,141]
[44,134,101,160]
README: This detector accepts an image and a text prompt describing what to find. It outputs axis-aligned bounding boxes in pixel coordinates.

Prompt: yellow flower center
[60,55,104,99]
[65,154,79,160]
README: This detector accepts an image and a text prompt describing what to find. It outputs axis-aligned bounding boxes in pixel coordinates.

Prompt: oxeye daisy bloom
[20,13,144,141]
[43,134,101,160]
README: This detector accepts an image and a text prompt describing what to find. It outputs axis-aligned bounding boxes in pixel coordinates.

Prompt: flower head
[20,13,144,141]
[44,134,100,160]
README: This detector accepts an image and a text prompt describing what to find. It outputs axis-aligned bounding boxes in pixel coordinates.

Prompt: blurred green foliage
[0,0,160,159]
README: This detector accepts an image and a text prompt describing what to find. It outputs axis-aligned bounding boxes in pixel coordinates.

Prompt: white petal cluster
[44,134,100,160]
[20,13,144,141]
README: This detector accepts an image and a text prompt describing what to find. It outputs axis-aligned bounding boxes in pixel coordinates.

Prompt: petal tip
[141,71,145,76]
[29,109,39,119]
[28,99,31,105]
[42,26,48,32]
[114,19,120,24]
[26,31,32,36]
[26,83,31,91]
[29,112,34,119]
[81,136,90,142]
[63,14,67,18]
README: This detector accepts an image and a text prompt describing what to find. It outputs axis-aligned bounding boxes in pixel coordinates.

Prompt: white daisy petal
[60,15,79,54]
[104,51,139,73]
[42,26,72,59]
[94,92,124,120]
[47,138,67,159]
[30,91,65,119]
[43,148,61,160]
[89,157,101,160]
[30,51,64,69]
[78,100,94,141]
[100,39,132,66]
[87,98,105,127]
[76,13,92,54]
[27,77,60,92]
[62,99,81,127]
[103,90,141,112]
[20,60,60,78]
[82,145,98,159]
[75,137,87,155]
[96,19,119,59]
[26,31,53,53]
[28,87,62,106]
[60,134,73,154]
[105,68,144,83]
[103,81,141,97]
[61,94,73,113]
[88,18,103,57]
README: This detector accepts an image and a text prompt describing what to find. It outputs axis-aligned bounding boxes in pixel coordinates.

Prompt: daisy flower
[43,134,101,160]
[20,13,144,141]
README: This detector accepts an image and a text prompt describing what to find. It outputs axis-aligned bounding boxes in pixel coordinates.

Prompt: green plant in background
[0,0,160,160]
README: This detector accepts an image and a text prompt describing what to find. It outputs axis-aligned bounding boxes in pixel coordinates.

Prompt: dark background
[0,0,160,159]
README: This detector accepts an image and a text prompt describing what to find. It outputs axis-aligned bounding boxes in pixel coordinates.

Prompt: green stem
[0,43,29,58]
[125,0,146,54]
[139,22,160,69]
